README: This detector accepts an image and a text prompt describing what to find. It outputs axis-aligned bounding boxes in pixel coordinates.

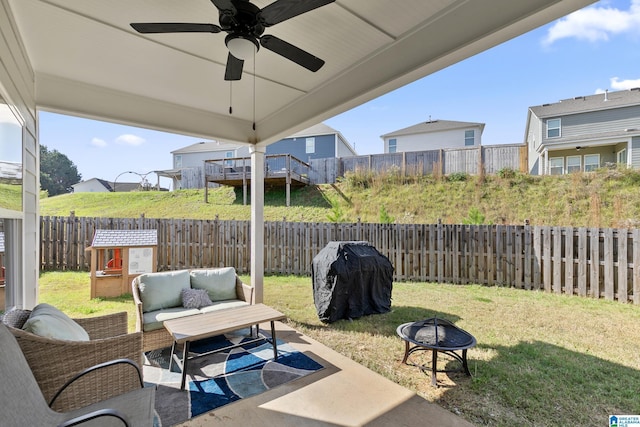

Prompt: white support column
[250,145,265,303]
[543,149,549,175]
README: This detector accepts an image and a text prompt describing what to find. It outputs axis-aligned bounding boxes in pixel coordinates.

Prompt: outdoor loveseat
[132,267,253,352]
[2,305,143,412]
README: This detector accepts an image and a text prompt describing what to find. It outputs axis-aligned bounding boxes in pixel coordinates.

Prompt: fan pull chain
[229,81,233,115]
[252,51,256,131]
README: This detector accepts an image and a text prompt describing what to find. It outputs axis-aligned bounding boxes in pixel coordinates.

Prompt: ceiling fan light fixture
[225,35,258,60]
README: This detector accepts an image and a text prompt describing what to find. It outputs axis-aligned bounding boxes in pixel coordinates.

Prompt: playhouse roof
[91,230,157,248]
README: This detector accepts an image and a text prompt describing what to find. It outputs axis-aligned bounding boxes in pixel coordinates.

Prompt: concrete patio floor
[178,322,474,427]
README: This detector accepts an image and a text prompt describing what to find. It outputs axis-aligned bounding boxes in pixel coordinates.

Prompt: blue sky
[39,0,640,188]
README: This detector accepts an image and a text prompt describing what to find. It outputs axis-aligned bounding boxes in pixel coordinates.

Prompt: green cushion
[137,270,191,312]
[199,300,249,314]
[190,267,237,301]
[22,303,90,341]
[142,307,201,332]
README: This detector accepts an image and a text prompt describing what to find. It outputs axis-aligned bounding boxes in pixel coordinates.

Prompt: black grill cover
[312,241,394,323]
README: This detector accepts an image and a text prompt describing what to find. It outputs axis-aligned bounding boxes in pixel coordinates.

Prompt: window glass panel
[388,138,397,153]
[174,155,182,168]
[617,148,627,165]
[305,137,315,154]
[464,130,474,146]
[0,96,23,216]
[549,157,564,175]
[225,151,233,166]
[584,154,600,172]
[547,119,561,138]
[566,156,581,173]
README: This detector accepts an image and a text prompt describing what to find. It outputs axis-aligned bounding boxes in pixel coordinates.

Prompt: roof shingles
[91,229,157,248]
[530,88,640,118]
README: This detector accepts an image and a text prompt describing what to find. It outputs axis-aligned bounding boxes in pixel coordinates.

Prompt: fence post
[34,215,640,305]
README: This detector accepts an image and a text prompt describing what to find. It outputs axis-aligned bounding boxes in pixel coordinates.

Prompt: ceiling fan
[131,0,335,81]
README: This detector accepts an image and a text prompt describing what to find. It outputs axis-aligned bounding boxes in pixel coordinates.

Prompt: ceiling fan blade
[260,35,324,72]
[211,0,237,16]
[225,53,244,81]
[259,0,335,26]
[130,23,221,34]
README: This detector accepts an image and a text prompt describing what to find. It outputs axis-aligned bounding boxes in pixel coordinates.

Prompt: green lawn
[38,272,640,427]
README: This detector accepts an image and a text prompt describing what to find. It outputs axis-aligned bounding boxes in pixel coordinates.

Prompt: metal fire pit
[397,317,476,386]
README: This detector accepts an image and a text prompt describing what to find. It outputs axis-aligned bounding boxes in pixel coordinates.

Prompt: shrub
[498,167,517,179]
[462,207,487,225]
[447,172,468,182]
[326,200,347,223]
[343,171,373,189]
[379,205,394,224]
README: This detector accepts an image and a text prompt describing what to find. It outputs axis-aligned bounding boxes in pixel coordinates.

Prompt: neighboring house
[525,88,640,175]
[381,119,485,153]
[167,141,251,189]
[168,123,356,189]
[72,178,144,193]
[266,123,356,162]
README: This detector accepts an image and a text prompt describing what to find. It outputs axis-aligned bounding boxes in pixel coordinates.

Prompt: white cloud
[115,134,146,146]
[91,137,107,147]
[543,0,640,46]
[610,76,640,89]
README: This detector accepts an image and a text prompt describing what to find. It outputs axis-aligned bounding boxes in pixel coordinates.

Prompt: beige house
[381,120,485,153]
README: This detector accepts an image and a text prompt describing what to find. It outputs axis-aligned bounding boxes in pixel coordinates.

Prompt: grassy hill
[39,168,640,227]
[0,182,23,212]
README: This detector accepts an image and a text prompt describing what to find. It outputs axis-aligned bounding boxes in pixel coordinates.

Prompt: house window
[464,130,475,146]
[546,118,561,138]
[305,137,315,154]
[584,154,600,172]
[566,156,581,173]
[174,155,182,169]
[617,148,628,165]
[225,151,233,166]
[388,138,397,153]
[549,157,564,175]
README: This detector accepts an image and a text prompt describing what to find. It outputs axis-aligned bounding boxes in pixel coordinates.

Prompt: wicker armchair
[0,323,155,427]
[5,311,144,412]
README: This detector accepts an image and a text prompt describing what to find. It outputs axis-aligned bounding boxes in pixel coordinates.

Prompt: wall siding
[632,137,640,169]
[267,134,335,163]
[544,105,640,143]
[1,0,39,308]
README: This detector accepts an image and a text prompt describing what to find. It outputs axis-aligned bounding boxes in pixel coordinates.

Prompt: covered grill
[312,241,393,323]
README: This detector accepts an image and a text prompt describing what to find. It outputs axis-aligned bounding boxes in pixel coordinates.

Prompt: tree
[379,205,395,224]
[40,145,82,196]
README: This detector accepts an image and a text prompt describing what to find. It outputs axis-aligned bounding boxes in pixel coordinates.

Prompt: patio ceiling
[9,0,594,146]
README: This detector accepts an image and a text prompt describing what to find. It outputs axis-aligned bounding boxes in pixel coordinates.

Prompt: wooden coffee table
[163,303,286,390]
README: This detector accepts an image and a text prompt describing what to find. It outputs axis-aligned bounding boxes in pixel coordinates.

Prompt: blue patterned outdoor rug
[144,333,323,426]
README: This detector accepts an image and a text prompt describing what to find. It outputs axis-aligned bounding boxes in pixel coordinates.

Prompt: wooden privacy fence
[41,215,640,304]
[309,144,527,184]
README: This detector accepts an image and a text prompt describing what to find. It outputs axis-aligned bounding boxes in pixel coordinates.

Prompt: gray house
[381,120,485,153]
[526,88,640,175]
[169,123,355,189]
[266,123,356,162]
[167,141,251,189]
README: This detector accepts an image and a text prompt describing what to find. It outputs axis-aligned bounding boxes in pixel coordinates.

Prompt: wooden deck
[204,154,310,206]
[205,154,310,187]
